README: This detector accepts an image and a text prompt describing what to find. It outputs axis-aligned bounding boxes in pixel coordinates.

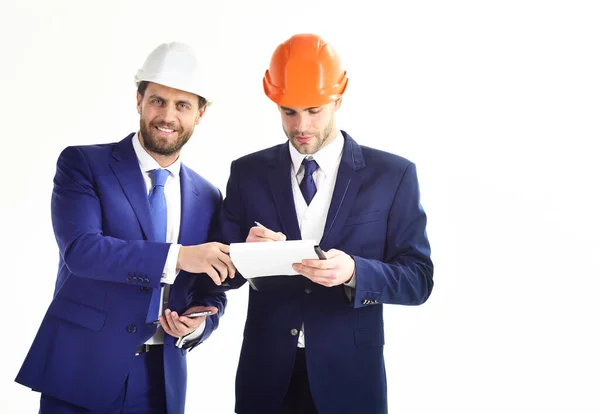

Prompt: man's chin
[146,141,180,156]
[290,142,316,155]
[145,135,185,155]
[152,147,179,156]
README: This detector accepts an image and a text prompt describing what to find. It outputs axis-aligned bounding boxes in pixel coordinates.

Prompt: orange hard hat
[263,34,348,107]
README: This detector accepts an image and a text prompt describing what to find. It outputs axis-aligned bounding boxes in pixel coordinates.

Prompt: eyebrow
[148,94,193,107]
[280,106,321,112]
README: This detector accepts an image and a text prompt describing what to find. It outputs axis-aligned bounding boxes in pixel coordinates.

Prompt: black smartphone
[182,311,213,318]
[152,310,213,325]
[314,246,327,260]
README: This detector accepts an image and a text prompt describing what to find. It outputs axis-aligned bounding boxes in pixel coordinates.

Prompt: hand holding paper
[292,248,356,287]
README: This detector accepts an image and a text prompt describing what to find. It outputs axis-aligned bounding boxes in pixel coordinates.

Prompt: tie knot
[151,169,170,187]
[302,158,318,176]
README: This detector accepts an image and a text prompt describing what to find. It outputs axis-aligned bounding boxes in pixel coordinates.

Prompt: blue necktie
[148,169,170,242]
[299,158,318,205]
[146,168,170,323]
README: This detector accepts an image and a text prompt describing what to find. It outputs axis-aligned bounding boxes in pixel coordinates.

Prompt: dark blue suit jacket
[220,131,434,414]
[15,134,226,414]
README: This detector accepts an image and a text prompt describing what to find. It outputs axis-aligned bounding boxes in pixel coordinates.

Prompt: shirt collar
[132,131,181,178]
[289,130,344,178]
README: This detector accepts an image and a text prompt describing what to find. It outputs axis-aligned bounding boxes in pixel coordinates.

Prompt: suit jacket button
[290,329,298,336]
[304,288,312,294]
[126,276,133,282]
[143,278,150,285]
[126,325,137,334]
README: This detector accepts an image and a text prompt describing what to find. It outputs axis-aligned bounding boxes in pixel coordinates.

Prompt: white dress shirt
[288,130,355,347]
[131,133,205,345]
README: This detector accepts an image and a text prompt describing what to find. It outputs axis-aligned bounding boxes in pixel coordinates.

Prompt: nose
[295,112,310,133]
[159,103,177,124]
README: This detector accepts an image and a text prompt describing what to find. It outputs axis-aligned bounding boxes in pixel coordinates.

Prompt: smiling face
[136,82,206,163]
[279,98,341,154]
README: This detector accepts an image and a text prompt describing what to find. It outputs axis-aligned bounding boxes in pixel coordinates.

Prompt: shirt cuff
[344,270,356,288]
[175,321,206,348]
[161,244,181,285]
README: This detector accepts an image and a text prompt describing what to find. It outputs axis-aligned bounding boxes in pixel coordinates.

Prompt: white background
[1,0,599,413]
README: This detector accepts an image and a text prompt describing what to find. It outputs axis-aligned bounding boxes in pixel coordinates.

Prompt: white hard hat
[135,41,213,105]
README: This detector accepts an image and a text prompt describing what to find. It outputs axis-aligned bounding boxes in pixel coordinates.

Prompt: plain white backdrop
[1,0,599,413]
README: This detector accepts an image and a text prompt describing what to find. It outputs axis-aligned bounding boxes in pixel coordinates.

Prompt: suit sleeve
[215,160,249,290]
[184,189,228,349]
[352,162,434,307]
[184,272,228,350]
[51,146,170,288]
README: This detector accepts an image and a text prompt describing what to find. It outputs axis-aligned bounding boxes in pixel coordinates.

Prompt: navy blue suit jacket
[15,134,226,414]
[220,131,434,414]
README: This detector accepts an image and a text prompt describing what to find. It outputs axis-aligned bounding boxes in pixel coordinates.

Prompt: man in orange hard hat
[220,33,434,414]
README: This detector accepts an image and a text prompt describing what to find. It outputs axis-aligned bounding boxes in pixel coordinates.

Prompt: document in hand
[230,239,320,278]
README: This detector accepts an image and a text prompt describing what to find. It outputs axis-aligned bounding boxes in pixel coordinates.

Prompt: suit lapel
[178,165,204,246]
[320,132,366,249]
[267,144,302,241]
[109,133,155,241]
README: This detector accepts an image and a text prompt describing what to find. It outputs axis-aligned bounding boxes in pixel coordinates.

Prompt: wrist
[177,246,189,270]
[344,257,356,285]
[345,271,355,284]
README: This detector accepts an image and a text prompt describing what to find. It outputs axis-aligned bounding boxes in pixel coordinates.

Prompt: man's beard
[286,116,334,154]
[140,121,191,156]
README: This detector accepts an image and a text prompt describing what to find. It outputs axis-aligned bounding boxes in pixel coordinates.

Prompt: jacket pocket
[345,211,381,226]
[47,297,107,332]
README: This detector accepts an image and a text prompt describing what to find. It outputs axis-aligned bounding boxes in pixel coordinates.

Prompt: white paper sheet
[230,239,320,278]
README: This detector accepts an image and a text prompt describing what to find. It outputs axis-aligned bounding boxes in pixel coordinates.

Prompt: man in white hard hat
[15,42,233,414]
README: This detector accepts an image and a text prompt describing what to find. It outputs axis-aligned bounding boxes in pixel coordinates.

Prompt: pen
[255,221,323,259]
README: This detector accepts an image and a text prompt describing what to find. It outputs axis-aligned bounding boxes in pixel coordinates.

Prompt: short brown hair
[137,81,207,108]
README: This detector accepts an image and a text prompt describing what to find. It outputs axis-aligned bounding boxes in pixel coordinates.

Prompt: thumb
[324,249,341,259]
